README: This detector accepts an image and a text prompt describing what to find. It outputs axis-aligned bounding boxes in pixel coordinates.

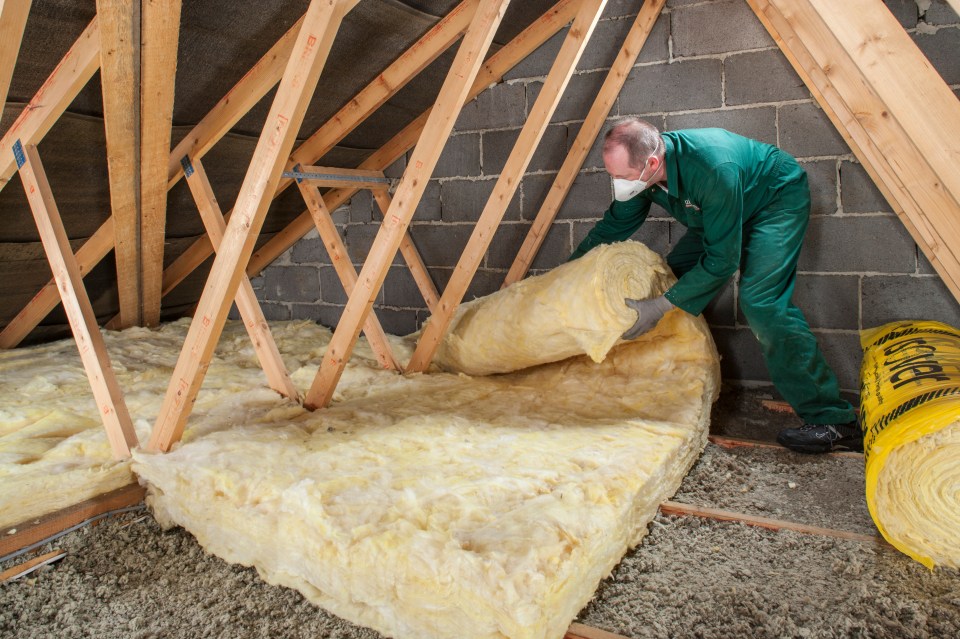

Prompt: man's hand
[623,295,675,340]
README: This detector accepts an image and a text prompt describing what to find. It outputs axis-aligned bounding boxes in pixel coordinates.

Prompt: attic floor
[2,385,958,639]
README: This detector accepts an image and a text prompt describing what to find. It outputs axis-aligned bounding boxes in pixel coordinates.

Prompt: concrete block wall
[255,0,960,393]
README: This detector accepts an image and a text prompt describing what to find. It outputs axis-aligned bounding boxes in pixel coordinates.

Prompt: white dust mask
[613,177,650,201]
[611,137,662,201]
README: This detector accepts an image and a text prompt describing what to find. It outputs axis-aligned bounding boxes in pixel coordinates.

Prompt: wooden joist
[181,155,301,400]
[97,0,141,328]
[503,0,666,287]
[0,0,32,111]
[140,0,182,326]
[148,0,358,452]
[0,483,144,557]
[406,0,609,373]
[659,501,885,545]
[303,0,511,410]
[14,142,138,458]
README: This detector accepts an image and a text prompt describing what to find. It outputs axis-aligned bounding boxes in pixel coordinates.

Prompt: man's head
[602,117,664,200]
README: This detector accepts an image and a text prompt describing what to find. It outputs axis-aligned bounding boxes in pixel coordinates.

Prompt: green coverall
[573,128,854,425]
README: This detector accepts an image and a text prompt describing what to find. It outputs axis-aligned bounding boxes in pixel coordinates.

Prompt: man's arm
[663,164,743,315]
[570,196,652,260]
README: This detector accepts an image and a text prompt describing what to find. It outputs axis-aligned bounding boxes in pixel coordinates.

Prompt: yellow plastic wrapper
[859,320,960,568]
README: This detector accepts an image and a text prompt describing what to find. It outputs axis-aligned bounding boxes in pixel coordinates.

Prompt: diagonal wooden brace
[303,0,513,410]
[406,0,609,373]
[14,141,138,459]
[295,177,400,371]
[371,189,440,313]
[503,0,666,288]
[148,0,357,452]
[181,155,301,401]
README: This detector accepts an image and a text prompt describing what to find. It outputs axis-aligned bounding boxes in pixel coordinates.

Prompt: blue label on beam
[180,155,194,178]
[12,140,25,169]
[292,164,303,183]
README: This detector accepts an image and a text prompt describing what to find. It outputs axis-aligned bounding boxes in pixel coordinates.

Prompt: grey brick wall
[256,0,960,394]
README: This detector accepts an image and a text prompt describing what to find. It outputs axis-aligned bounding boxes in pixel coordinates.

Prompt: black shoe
[776,421,863,454]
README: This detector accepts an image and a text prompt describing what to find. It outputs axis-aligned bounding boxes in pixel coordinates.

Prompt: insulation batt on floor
[2,242,720,639]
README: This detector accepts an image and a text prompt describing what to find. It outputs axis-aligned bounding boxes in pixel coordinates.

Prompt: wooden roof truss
[0,0,958,456]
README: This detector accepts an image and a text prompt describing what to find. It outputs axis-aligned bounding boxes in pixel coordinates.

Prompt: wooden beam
[565,624,632,639]
[156,0,487,303]
[949,1,960,22]
[659,501,885,545]
[0,549,66,583]
[749,0,960,301]
[0,17,100,192]
[303,0,511,410]
[245,0,580,280]
[282,0,481,181]
[504,0,665,287]
[97,0,141,328]
[288,165,391,190]
[0,0,32,110]
[372,189,440,312]
[140,0,181,326]
[0,483,144,557]
[181,155,301,399]
[148,0,357,453]
[0,218,114,348]
[296,178,400,370]
[166,14,306,188]
[15,142,138,458]
[406,0,608,373]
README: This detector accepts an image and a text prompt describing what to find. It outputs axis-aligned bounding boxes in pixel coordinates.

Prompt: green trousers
[666,171,855,425]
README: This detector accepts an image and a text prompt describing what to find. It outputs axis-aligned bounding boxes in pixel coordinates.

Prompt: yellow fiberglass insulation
[2,241,720,639]
[432,240,675,375]
[859,320,960,569]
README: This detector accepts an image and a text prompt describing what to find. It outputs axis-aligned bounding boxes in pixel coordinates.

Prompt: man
[572,117,859,454]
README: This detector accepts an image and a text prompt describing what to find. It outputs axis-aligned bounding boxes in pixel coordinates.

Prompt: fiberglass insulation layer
[2,242,719,639]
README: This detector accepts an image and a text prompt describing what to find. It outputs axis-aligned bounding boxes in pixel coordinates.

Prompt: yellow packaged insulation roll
[859,320,960,569]
[432,240,676,375]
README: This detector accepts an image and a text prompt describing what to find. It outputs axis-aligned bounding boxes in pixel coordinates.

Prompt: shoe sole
[777,439,864,454]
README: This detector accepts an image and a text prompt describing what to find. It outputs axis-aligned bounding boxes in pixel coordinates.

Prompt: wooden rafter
[148,0,358,452]
[504,0,666,287]
[244,0,581,280]
[406,0,609,373]
[181,155,301,400]
[165,13,306,188]
[14,142,137,458]
[158,0,488,304]
[296,178,400,370]
[0,0,32,110]
[303,0,511,410]
[97,0,141,328]
[747,0,960,302]
[140,0,181,326]
[0,17,100,193]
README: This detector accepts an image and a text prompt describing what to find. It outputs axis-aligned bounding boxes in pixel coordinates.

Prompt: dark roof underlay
[0,0,561,343]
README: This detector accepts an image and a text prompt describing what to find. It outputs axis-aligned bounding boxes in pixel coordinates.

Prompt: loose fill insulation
[2,242,720,639]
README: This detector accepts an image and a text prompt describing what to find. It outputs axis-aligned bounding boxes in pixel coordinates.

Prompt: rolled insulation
[432,240,676,375]
[859,320,960,568]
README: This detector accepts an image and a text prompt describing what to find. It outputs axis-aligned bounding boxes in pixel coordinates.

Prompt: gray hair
[603,117,662,169]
